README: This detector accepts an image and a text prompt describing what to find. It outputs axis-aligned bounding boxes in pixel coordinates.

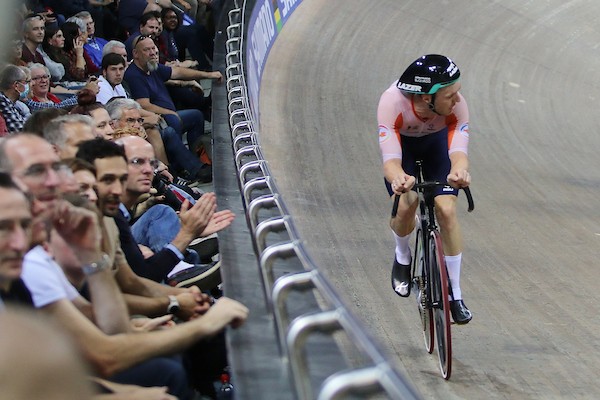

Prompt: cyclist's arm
[448,151,470,188]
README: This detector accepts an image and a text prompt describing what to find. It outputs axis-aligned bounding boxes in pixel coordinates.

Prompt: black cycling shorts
[384,127,458,197]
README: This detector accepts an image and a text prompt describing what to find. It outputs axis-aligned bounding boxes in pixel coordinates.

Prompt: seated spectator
[0,133,249,398]
[117,0,162,35]
[97,53,129,104]
[6,39,28,67]
[64,157,99,203]
[21,14,46,65]
[69,89,116,139]
[76,11,108,70]
[160,7,214,71]
[26,63,78,110]
[106,97,211,184]
[124,35,221,161]
[61,21,97,83]
[23,107,68,136]
[124,11,162,60]
[43,114,97,158]
[40,26,68,82]
[15,66,33,121]
[0,64,31,132]
[117,135,227,280]
[102,40,129,67]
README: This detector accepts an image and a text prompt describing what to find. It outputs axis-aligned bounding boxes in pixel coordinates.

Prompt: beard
[146,60,159,72]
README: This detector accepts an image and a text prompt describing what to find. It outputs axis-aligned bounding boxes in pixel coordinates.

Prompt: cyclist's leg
[385,136,420,296]
[423,130,471,322]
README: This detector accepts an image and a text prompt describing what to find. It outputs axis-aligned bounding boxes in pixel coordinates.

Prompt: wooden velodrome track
[259,1,600,398]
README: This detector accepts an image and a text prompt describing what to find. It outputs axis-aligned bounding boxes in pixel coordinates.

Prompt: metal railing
[222,2,420,399]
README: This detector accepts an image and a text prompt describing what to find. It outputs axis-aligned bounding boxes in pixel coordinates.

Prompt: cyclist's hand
[391,174,415,194]
[447,169,471,188]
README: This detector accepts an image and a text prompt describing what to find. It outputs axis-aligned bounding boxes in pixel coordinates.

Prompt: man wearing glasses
[0,65,31,133]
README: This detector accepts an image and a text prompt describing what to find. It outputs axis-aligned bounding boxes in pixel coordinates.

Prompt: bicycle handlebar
[391,183,474,217]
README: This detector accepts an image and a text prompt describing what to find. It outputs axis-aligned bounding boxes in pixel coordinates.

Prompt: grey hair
[65,17,86,34]
[0,64,26,91]
[22,14,44,34]
[102,40,126,58]
[74,11,92,20]
[105,98,141,120]
[43,114,95,148]
[27,62,50,77]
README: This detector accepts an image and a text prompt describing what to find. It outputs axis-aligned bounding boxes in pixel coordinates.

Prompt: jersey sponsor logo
[378,125,392,143]
[459,122,469,138]
[398,82,422,92]
[442,186,454,192]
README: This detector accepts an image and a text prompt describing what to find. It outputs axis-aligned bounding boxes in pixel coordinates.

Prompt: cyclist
[378,54,472,324]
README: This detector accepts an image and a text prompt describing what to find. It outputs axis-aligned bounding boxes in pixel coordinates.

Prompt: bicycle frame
[391,160,474,380]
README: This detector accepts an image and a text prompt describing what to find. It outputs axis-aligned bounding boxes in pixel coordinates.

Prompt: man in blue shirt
[123,35,221,171]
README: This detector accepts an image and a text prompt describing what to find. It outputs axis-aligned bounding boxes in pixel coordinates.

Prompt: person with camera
[112,135,233,287]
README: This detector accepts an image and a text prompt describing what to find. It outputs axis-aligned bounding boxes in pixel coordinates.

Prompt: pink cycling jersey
[377,81,470,163]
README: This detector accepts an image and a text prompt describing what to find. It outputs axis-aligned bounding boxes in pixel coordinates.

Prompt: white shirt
[21,245,79,308]
[96,76,128,105]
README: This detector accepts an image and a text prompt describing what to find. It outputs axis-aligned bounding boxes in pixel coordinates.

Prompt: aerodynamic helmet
[396,54,460,95]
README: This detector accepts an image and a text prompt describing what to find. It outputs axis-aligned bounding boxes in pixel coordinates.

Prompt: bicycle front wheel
[429,230,452,380]
[413,220,434,354]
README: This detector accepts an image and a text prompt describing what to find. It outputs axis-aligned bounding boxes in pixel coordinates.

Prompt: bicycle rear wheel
[429,230,452,380]
[413,220,434,354]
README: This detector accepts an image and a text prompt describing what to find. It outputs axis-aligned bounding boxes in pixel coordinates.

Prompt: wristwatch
[167,295,180,314]
[82,253,111,276]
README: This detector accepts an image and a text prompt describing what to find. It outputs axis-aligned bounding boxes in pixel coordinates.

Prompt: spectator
[64,157,99,202]
[124,35,221,163]
[40,26,68,82]
[117,135,227,282]
[76,11,108,70]
[23,107,68,136]
[71,95,116,140]
[7,39,28,67]
[61,21,98,82]
[0,64,30,133]
[21,14,46,65]
[43,114,97,158]
[26,63,79,110]
[102,40,129,67]
[97,53,129,104]
[106,97,211,184]
[0,133,249,398]
[160,6,214,71]
[124,11,163,60]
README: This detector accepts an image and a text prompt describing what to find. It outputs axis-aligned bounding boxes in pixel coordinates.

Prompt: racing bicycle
[392,160,474,379]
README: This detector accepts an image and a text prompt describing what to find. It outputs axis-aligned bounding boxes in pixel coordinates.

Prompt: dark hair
[160,7,181,31]
[23,108,69,136]
[76,137,127,165]
[61,22,80,53]
[69,89,104,116]
[42,27,70,69]
[101,53,126,70]
[140,11,161,27]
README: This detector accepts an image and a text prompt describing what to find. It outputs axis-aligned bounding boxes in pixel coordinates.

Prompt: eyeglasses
[17,79,31,85]
[133,35,150,48]
[31,74,50,82]
[124,117,144,126]
[17,162,71,181]
[129,157,159,169]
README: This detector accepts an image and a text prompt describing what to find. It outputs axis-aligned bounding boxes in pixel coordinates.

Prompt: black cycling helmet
[396,54,460,95]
